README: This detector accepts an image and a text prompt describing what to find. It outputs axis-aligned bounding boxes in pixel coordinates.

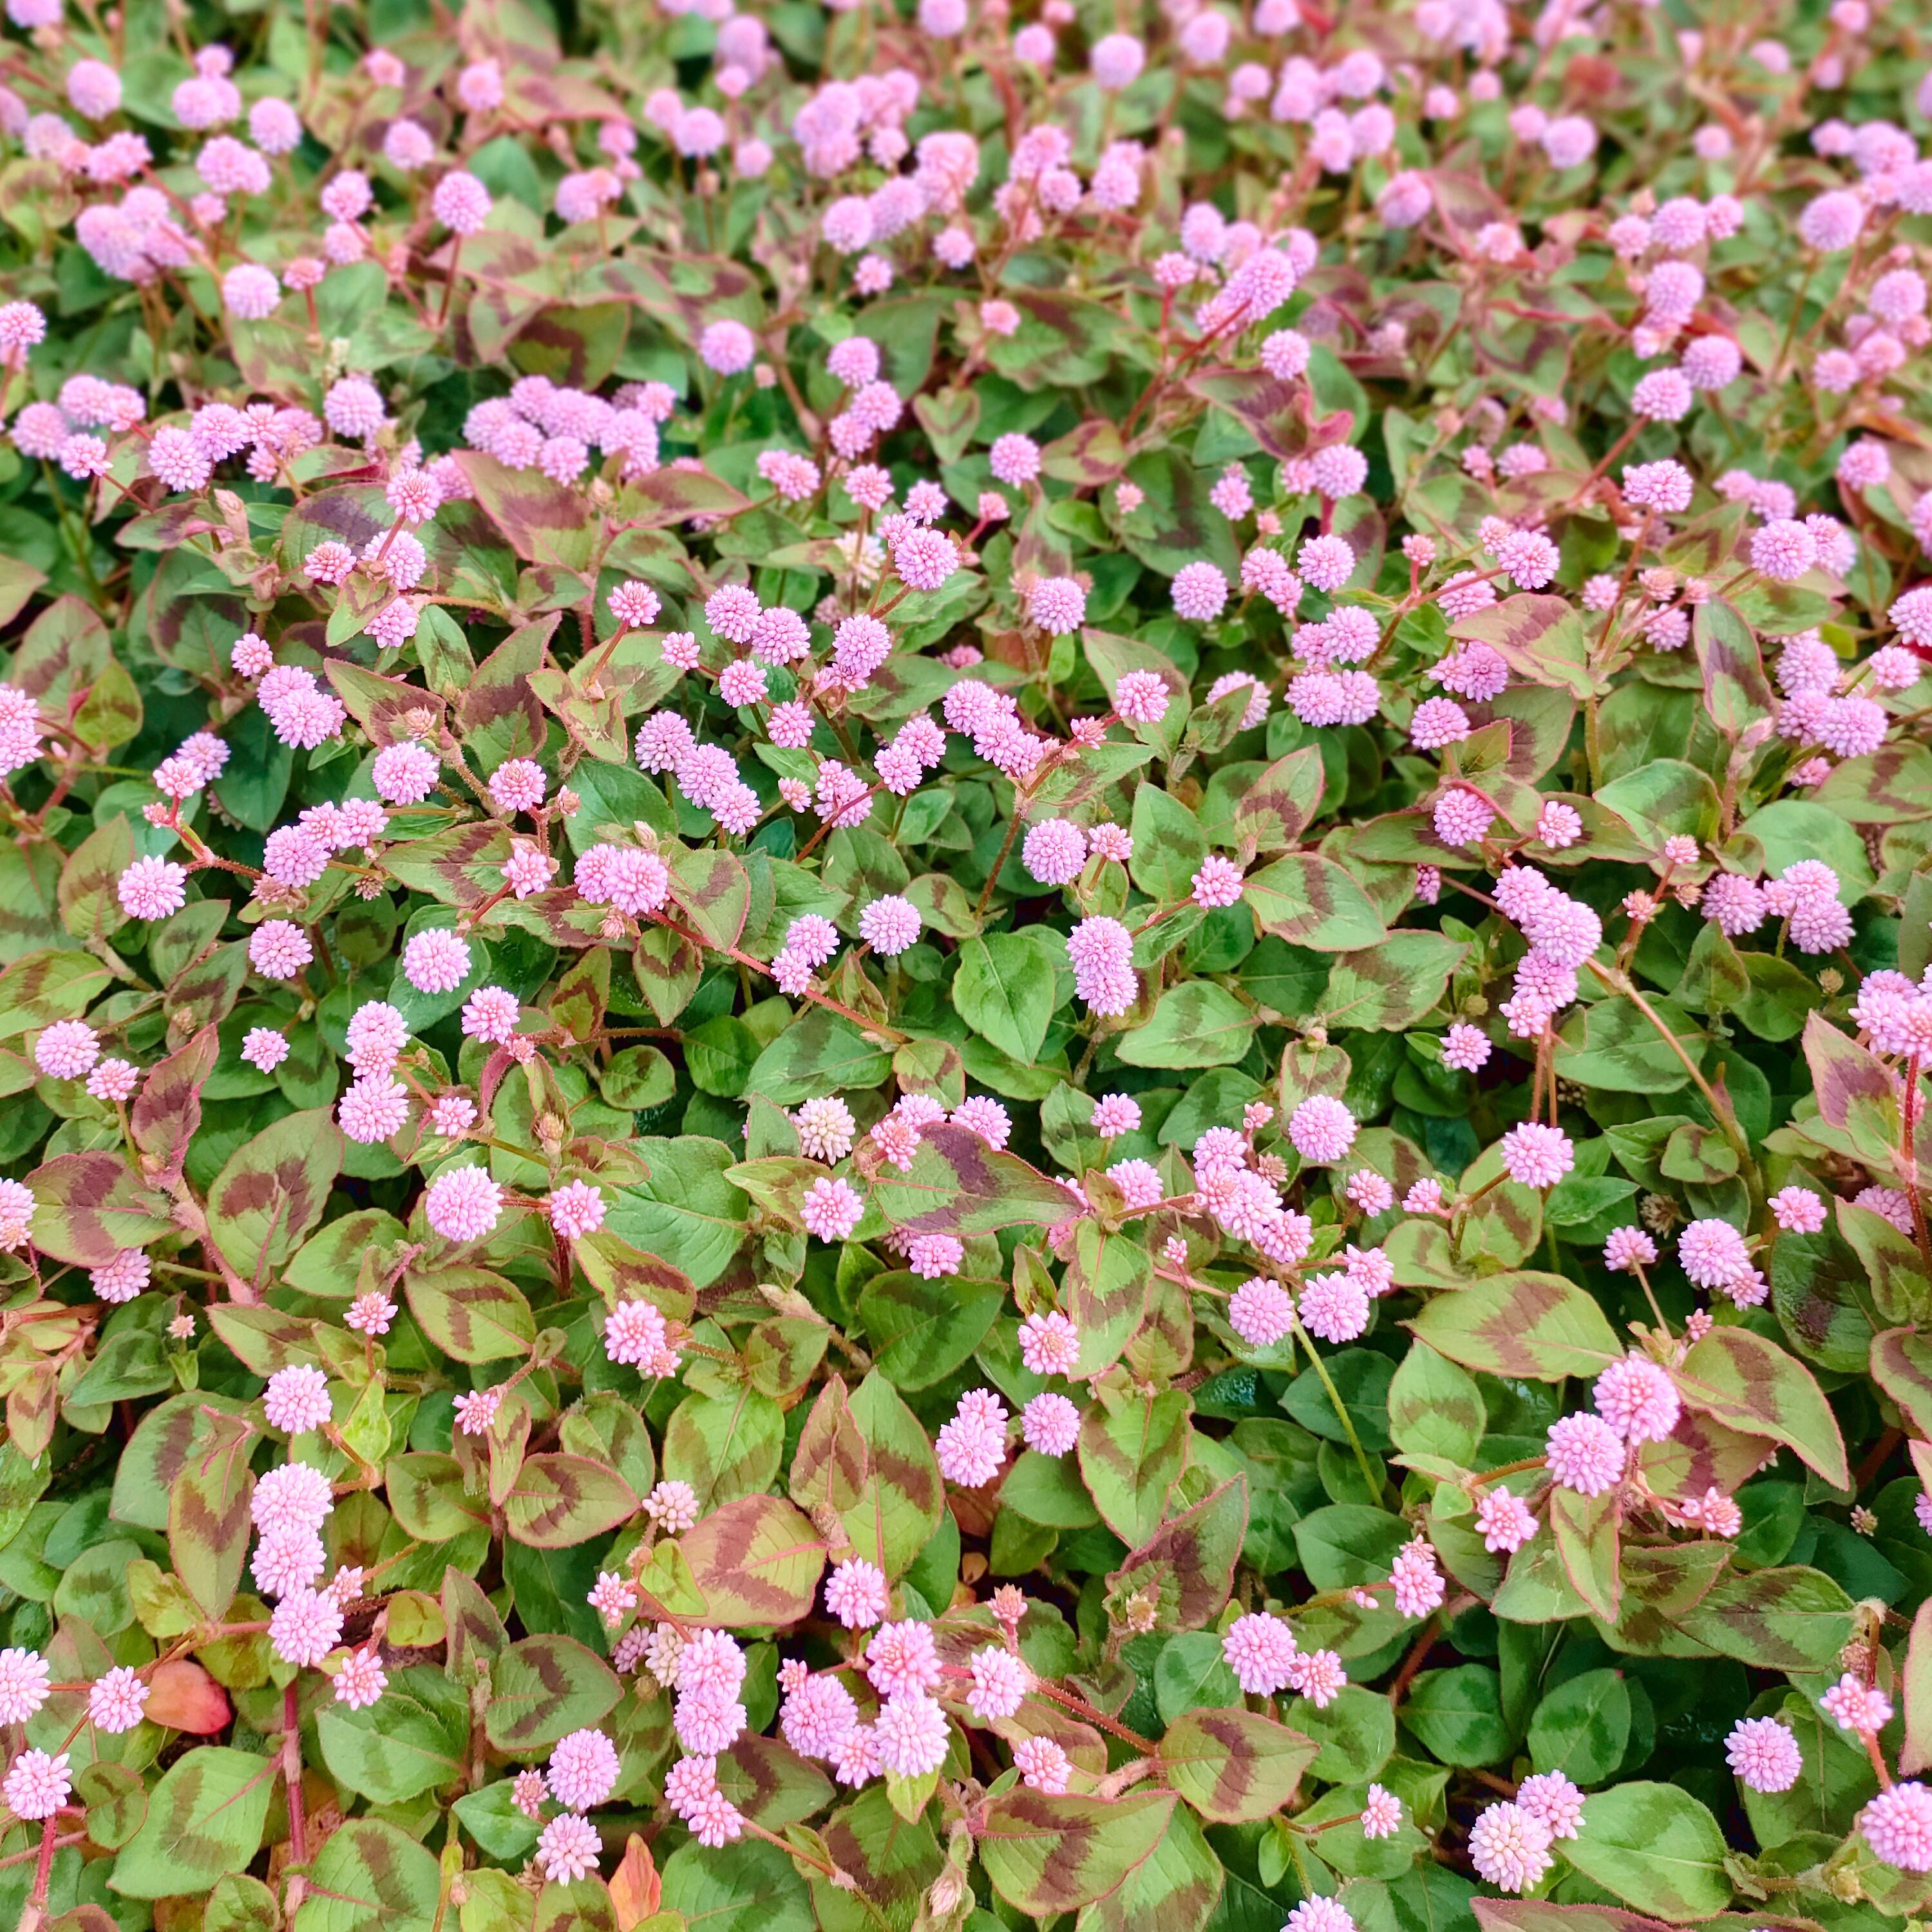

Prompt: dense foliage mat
[0,0,1931,1929]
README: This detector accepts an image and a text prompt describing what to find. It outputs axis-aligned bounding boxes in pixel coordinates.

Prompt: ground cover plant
[3,0,1932,1927]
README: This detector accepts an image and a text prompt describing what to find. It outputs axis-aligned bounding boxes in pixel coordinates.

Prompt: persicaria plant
[1,0,1932,1927]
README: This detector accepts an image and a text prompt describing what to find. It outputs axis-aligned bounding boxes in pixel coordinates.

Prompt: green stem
[1293,1312,1385,1504]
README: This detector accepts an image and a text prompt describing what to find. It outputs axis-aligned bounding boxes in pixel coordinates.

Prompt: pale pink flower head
[402,928,472,994]
[264,1365,332,1434]
[1468,1802,1553,1894]
[1592,1354,1681,1444]
[547,1727,620,1812]
[270,1586,344,1667]
[35,1019,99,1080]
[1389,1536,1446,1618]
[1284,1903,1354,1932]
[1361,1785,1402,1838]
[966,1647,1030,1721]
[547,1181,605,1241]
[1727,1716,1803,1793]
[645,1480,699,1531]
[1769,1186,1827,1233]
[801,1177,864,1242]
[1544,1412,1625,1495]
[1286,1647,1347,1707]
[1090,32,1146,88]
[935,1387,1009,1487]
[0,1648,48,1734]
[1229,1277,1295,1348]
[1014,1735,1070,1794]
[426,1165,503,1244]
[1222,1611,1296,1694]
[1018,1310,1080,1376]
[1171,560,1230,620]
[1477,1488,1537,1554]
[1499,1122,1573,1189]
[866,1619,942,1700]
[1192,855,1244,908]
[825,1558,889,1629]
[700,319,756,374]
[1022,1393,1081,1455]
[1822,1672,1893,1734]
[1517,1770,1585,1841]
[1298,533,1356,591]
[1863,1781,1932,1871]
[1678,1217,1751,1289]
[1604,1226,1658,1272]
[1113,670,1171,724]
[1288,1095,1356,1163]
[89,1665,150,1734]
[3,1748,70,1821]
[537,1813,601,1884]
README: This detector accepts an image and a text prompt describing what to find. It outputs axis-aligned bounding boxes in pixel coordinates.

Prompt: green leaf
[1066,1220,1153,1378]
[1873,1327,1932,1439]
[686,1014,762,1097]
[791,1372,944,1579]
[1108,1475,1247,1631]
[1292,1506,1410,1592]
[1406,1273,1622,1381]
[1553,998,1700,1094]
[1594,760,1721,846]
[955,932,1058,1063]
[1243,855,1387,951]
[868,1120,1078,1236]
[1155,1631,1243,1725]
[744,1008,893,1105]
[1233,748,1325,855]
[402,1265,536,1363]
[1743,799,1874,902]
[24,1150,172,1265]
[1115,982,1258,1069]
[1160,1707,1316,1821]
[290,1819,441,1932]
[1387,1344,1485,1465]
[503,1453,639,1548]
[316,1665,468,1803]
[110,1747,276,1899]
[1400,1665,1510,1767]
[1077,1801,1224,1932]
[1289,1683,1396,1783]
[484,1635,621,1753]
[205,1108,343,1280]
[609,1137,749,1288]
[1130,787,1209,902]
[857,1271,1004,1390]
[1318,932,1468,1031]
[679,1493,826,1624]
[1674,1327,1850,1486]
[1528,1668,1631,1785]
[1669,1564,1854,1672]
[1838,1206,1932,1327]
[663,1388,786,1508]
[59,811,135,941]
[811,1783,942,1932]
[1741,1688,1876,1848]
[1551,1484,1621,1622]
[979,1789,1176,1915]
[664,1836,814,1932]
[1079,1389,1190,1545]
[167,1408,254,1620]
[1562,1781,1732,1921]
[1452,594,1600,699]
